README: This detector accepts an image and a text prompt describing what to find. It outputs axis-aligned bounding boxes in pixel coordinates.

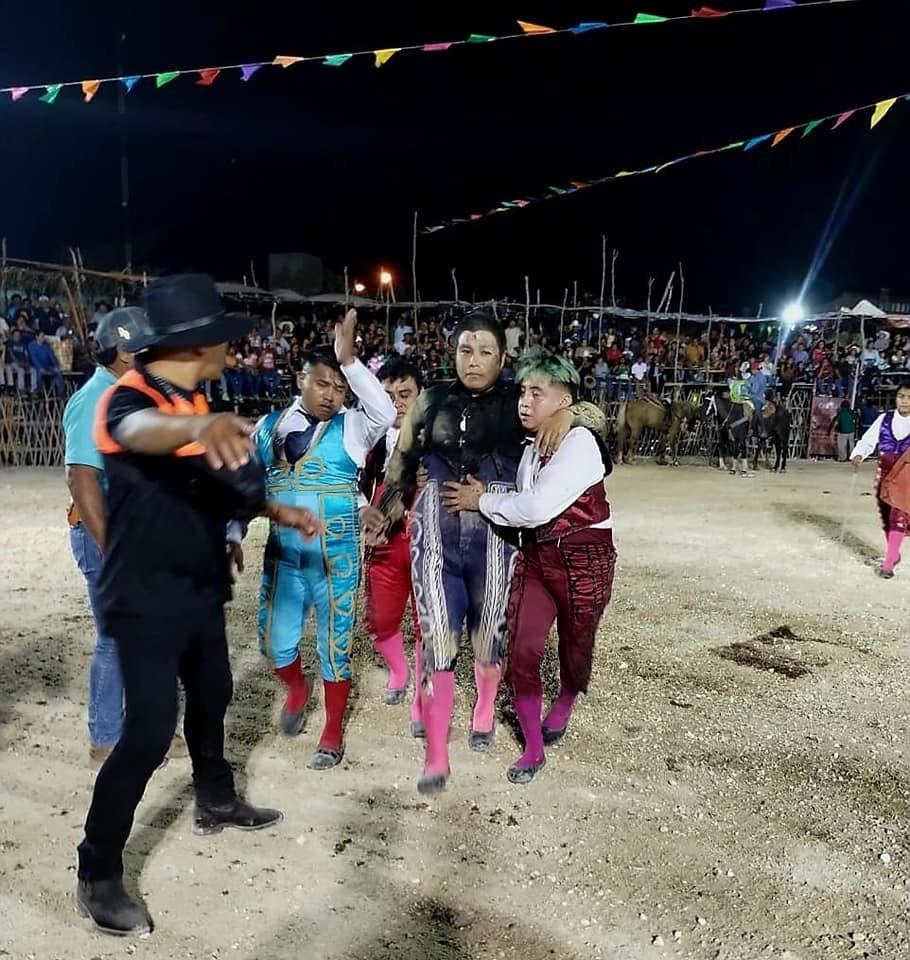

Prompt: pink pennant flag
[832,109,856,130]
[423,42,453,52]
[771,126,796,146]
[870,97,897,129]
[9,87,29,101]
[82,80,101,103]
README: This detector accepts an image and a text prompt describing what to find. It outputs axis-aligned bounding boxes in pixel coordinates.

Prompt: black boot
[75,877,152,936]
[193,798,283,837]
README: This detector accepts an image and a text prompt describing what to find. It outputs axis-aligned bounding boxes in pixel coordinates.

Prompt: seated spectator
[52,329,75,373]
[6,293,22,322]
[3,328,37,392]
[260,338,280,397]
[34,295,60,336]
[242,346,261,396]
[27,329,64,396]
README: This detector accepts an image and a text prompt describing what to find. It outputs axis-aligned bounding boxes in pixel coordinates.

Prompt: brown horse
[615,396,701,465]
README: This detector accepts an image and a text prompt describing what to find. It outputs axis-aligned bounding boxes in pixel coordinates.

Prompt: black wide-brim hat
[124,273,253,353]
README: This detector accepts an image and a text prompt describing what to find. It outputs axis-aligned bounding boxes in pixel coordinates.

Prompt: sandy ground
[1,462,909,960]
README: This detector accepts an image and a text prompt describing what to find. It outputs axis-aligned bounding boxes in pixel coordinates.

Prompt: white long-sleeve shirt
[851,411,910,462]
[478,427,611,530]
[272,358,395,469]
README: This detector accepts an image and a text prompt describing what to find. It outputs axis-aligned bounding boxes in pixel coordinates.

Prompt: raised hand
[334,308,358,367]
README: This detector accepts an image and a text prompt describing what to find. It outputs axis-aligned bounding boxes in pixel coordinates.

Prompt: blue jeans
[70,523,124,747]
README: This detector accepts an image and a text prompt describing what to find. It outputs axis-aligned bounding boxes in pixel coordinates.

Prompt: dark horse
[702,391,791,474]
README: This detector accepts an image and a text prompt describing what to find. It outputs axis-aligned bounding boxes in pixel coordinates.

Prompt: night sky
[1,0,904,314]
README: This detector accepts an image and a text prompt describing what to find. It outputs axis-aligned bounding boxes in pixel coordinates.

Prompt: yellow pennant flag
[870,97,897,129]
[771,126,795,147]
[374,48,400,68]
[82,79,101,103]
[518,20,556,34]
[273,55,304,69]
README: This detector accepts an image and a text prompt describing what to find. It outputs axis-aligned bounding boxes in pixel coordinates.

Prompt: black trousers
[77,603,236,881]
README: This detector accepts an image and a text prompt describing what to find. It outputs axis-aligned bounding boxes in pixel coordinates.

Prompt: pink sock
[374,632,409,691]
[513,695,545,768]
[884,531,904,572]
[423,670,455,776]
[543,688,577,732]
[410,640,424,725]
[472,662,501,734]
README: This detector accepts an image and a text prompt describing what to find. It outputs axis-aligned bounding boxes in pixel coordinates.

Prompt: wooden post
[560,288,568,345]
[0,237,7,317]
[646,277,654,346]
[850,315,864,410]
[451,267,460,304]
[411,210,419,322]
[524,275,531,348]
[598,235,606,351]
[704,309,713,382]
[572,279,578,310]
[611,248,618,310]
[673,261,684,385]
[270,299,278,339]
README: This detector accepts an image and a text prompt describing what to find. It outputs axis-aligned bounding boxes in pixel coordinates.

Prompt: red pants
[505,529,616,700]
[364,529,420,643]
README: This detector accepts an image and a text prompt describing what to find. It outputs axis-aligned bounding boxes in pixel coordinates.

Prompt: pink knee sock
[543,688,577,732]
[423,670,455,776]
[884,531,904,573]
[374,632,409,691]
[472,662,501,734]
[513,695,545,768]
[410,640,424,725]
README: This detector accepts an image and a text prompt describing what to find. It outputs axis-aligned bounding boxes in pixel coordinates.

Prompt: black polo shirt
[97,369,266,621]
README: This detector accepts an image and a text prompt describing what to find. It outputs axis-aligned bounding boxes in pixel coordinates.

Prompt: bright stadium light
[353,282,366,293]
[782,302,805,327]
[379,270,392,286]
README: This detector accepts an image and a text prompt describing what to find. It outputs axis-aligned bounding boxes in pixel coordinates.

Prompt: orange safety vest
[93,368,210,458]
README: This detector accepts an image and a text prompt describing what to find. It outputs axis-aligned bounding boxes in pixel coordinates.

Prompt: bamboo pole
[598,235,606,351]
[524,275,531,348]
[673,261,684,386]
[560,288,568,345]
[610,248,618,310]
[704,308,713,382]
[850,315,864,411]
[646,277,654,347]
[451,267,460,303]
[0,238,7,317]
[572,280,578,310]
[411,210,419,323]
[343,266,349,306]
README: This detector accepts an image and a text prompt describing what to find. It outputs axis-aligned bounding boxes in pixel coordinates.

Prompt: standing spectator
[505,317,522,358]
[242,346,261,397]
[3,328,36,392]
[28,329,65,395]
[860,397,880,432]
[829,400,856,462]
[393,318,413,353]
[259,339,280,397]
[53,329,75,373]
[631,355,648,388]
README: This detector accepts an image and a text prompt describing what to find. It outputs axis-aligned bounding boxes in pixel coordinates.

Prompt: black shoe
[193,798,283,836]
[410,720,426,739]
[306,747,344,770]
[383,686,407,705]
[878,566,895,580]
[506,756,546,785]
[417,771,448,795]
[542,724,568,746]
[279,701,308,737]
[468,728,495,752]
[75,877,152,937]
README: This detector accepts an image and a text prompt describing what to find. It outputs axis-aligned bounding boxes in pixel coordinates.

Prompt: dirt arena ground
[1,462,908,960]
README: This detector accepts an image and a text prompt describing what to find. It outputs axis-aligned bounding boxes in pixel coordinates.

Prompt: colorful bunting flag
[82,80,101,103]
[832,109,855,129]
[273,55,304,68]
[196,68,221,86]
[39,84,62,104]
[467,34,496,43]
[801,119,823,138]
[423,43,453,52]
[155,71,180,88]
[9,87,29,102]
[374,49,399,68]
[518,21,556,35]
[122,76,139,92]
[692,6,729,16]
[721,141,745,150]
[763,0,796,8]
[743,134,772,150]
[324,54,353,67]
[634,13,669,24]
[240,64,262,82]
[771,126,796,146]
[570,22,608,34]
[870,97,897,128]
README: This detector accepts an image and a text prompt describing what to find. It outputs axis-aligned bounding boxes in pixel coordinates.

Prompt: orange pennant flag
[273,55,304,69]
[81,80,101,103]
[771,126,795,146]
[870,97,897,129]
[196,68,221,86]
[374,48,399,68]
[517,20,556,34]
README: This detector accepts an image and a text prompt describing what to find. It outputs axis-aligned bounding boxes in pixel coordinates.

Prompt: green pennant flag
[40,84,62,104]
[467,34,496,43]
[634,12,668,23]
[155,71,180,88]
[721,141,745,151]
[324,53,353,67]
[801,119,823,138]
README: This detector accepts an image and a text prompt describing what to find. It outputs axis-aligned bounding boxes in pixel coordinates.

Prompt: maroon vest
[533,480,610,543]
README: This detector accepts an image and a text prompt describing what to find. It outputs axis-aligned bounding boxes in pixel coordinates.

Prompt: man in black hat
[75,274,321,937]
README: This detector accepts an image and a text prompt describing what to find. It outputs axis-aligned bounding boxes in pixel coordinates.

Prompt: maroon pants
[364,528,420,643]
[505,528,616,700]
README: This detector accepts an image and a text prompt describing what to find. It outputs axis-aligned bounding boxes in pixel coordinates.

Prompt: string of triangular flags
[420,87,907,234]
[1,1,854,105]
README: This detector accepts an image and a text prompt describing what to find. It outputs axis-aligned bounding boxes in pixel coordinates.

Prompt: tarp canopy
[839,298,888,318]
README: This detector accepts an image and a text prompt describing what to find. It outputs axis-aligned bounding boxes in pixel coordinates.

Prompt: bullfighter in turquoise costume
[252,309,394,769]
